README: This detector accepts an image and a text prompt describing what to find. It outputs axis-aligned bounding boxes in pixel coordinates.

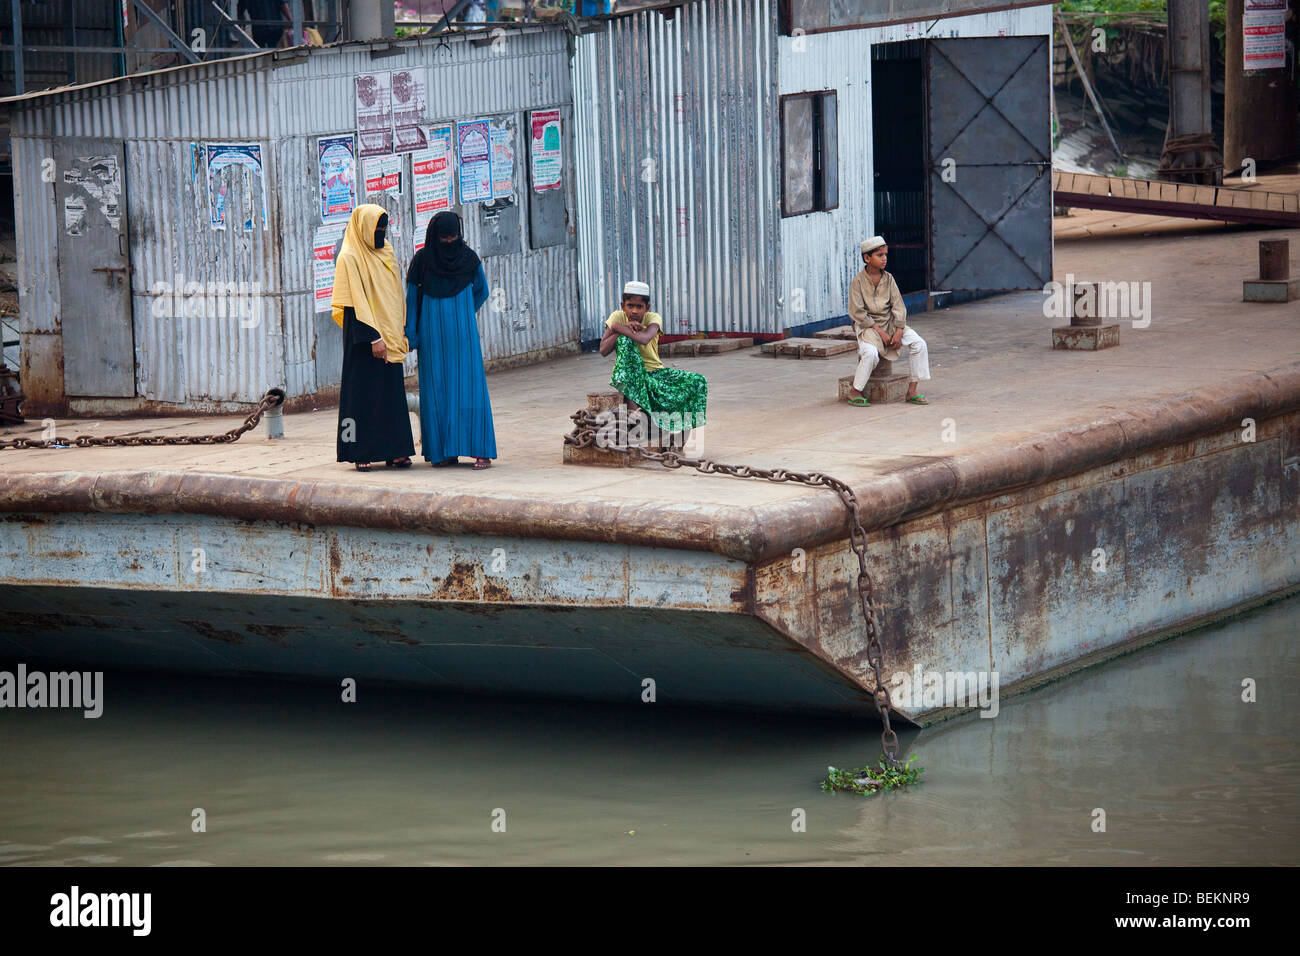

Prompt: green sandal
[847,395,871,407]
[906,394,929,405]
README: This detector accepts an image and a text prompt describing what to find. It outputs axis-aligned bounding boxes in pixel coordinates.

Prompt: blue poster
[317,135,356,223]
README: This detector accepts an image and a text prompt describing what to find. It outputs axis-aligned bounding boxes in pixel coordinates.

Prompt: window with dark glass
[780,91,838,217]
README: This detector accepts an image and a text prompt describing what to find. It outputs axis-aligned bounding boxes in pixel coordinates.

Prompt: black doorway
[871,40,927,295]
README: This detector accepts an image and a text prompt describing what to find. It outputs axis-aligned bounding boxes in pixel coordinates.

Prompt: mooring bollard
[562,390,633,468]
[1244,238,1299,303]
[263,403,285,440]
[1052,279,1120,350]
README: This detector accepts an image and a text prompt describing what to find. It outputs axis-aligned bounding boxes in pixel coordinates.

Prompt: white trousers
[853,328,930,391]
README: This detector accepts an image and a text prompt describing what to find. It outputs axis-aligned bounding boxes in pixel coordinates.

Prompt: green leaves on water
[821,754,924,796]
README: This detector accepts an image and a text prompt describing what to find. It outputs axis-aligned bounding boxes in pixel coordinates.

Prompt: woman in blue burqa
[404,211,497,469]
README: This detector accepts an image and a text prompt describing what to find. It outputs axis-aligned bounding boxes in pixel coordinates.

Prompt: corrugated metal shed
[8,28,579,412]
[574,0,780,341]
[778,5,1054,329]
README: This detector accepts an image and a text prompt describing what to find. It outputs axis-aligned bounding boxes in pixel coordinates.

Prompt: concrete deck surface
[2,215,1298,559]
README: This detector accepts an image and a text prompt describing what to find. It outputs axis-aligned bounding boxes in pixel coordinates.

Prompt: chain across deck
[565,407,900,764]
[0,389,286,450]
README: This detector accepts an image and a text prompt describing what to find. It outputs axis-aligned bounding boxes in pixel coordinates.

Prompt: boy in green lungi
[598,280,708,448]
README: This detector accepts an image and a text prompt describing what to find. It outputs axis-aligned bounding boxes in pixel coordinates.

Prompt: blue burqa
[403,265,497,461]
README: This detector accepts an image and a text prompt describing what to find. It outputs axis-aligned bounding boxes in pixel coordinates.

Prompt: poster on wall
[205,142,268,231]
[457,118,492,204]
[391,69,429,153]
[317,135,357,223]
[411,125,455,252]
[362,154,402,195]
[1244,0,1286,72]
[362,154,405,241]
[312,223,347,313]
[529,109,562,191]
[489,115,516,201]
[355,70,393,157]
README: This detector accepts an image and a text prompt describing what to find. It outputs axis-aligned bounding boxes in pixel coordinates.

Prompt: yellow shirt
[606,310,664,372]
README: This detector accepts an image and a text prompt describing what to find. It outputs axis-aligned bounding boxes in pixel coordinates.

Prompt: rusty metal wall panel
[127,139,284,405]
[574,0,780,340]
[267,34,577,385]
[10,133,59,336]
[9,30,578,408]
[777,5,1054,326]
[271,31,572,137]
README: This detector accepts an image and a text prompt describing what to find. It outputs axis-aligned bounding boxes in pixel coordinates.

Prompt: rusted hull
[1,380,1297,723]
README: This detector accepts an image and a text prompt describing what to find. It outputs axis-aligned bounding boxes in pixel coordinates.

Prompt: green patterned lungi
[609,335,708,434]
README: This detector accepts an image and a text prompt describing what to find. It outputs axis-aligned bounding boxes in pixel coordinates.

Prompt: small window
[781,91,838,217]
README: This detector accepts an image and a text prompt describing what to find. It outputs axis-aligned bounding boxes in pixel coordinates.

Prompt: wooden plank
[798,339,856,358]
[696,337,753,354]
[813,325,856,340]
[1084,173,1110,197]
[1107,177,1127,197]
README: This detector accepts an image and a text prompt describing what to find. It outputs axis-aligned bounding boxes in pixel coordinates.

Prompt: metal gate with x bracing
[925,36,1052,292]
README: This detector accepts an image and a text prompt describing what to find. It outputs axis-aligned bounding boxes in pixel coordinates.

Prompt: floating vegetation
[821,754,924,795]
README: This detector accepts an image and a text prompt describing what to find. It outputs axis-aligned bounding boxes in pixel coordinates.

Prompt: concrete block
[587,391,622,413]
[838,373,910,403]
[562,440,635,467]
[1243,277,1300,303]
[1052,324,1120,350]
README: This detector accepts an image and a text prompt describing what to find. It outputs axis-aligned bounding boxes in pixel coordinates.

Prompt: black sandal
[386,457,413,469]
[431,457,457,467]
[354,462,372,472]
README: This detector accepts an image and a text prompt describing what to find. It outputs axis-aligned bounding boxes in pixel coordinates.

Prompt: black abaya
[336,305,415,463]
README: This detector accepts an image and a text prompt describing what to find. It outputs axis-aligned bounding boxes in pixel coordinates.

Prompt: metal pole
[292,0,303,43]
[11,0,24,95]
[349,0,384,40]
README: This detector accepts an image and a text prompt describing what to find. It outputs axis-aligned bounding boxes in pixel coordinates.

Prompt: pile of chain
[0,388,286,451]
[565,408,900,766]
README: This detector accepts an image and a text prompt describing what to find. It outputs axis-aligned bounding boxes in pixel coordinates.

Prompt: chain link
[0,389,286,451]
[565,408,900,766]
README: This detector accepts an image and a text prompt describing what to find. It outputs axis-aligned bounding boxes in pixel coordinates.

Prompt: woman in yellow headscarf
[332,204,415,470]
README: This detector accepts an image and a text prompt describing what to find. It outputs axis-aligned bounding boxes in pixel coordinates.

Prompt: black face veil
[407,211,481,299]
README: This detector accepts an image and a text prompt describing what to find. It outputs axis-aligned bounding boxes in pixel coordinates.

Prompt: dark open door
[53,138,136,397]
[925,36,1052,292]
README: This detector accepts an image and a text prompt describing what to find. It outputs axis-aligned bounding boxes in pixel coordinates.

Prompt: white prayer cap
[860,236,887,255]
[623,280,651,297]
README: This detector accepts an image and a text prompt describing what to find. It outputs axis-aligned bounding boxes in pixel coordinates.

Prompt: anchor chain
[565,408,901,766]
[0,388,286,451]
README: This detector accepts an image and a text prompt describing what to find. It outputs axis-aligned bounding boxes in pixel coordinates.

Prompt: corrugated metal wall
[574,0,779,341]
[778,5,1054,327]
[10,29,578,409]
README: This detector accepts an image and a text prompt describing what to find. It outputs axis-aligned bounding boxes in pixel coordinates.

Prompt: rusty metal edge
[1054,190,1300,227]
[2,363,1298,564]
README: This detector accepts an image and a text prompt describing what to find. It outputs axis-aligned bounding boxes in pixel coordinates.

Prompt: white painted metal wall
[777,4,1054,329]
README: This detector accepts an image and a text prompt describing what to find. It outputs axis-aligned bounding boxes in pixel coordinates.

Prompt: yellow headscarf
[331,204,408,363]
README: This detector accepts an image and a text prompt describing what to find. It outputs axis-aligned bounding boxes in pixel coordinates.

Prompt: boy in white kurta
[846,236,930,406]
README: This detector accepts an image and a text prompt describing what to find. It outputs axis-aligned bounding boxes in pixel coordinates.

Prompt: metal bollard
[406,391,419,413]
[264,404,285,440]
[1259,239,1289,281]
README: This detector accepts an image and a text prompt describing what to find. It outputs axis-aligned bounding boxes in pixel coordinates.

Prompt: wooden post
[1260,239,1289,281]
